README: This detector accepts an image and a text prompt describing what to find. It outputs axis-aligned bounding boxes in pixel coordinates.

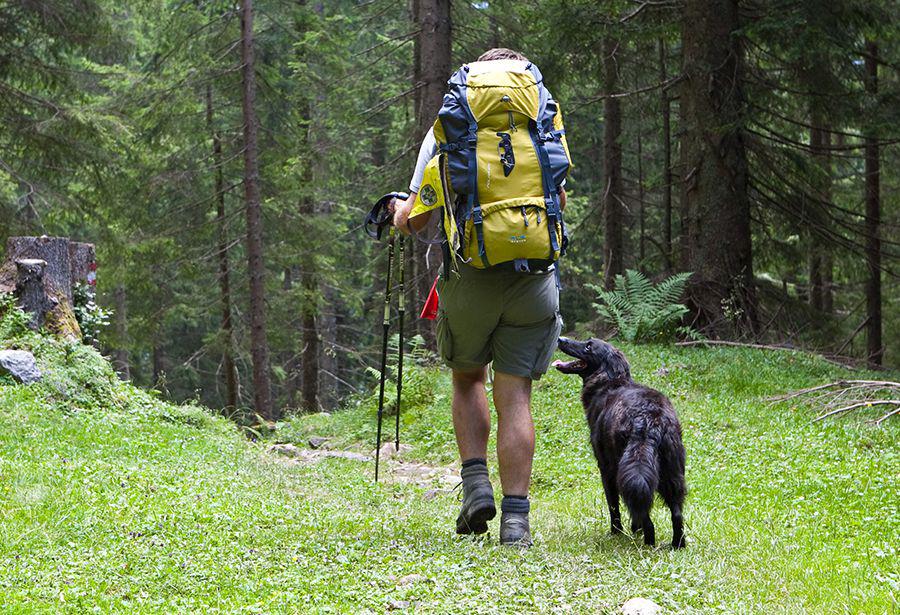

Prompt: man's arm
[393,127,438,234]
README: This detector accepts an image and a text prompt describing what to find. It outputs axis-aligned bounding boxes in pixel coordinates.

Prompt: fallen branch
[767,380,900,402]
[769,379,900,425]
[872,408,900,426]
[813,400,900,422]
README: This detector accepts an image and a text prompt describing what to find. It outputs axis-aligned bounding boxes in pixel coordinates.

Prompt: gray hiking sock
[500,496,532,546]
[500,495,530,514]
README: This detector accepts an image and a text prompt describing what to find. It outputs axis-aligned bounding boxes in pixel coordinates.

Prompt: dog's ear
[598,343,631,381]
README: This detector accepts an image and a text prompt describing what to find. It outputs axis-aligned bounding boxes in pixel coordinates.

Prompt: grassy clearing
[0,312,897,612]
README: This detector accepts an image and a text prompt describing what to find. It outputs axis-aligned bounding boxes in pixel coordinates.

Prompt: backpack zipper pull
[522,206,528,227]
[508,111,517,132]
[536,208,542,225]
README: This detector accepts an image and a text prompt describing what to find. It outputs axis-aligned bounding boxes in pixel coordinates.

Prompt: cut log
[15,259,55,330]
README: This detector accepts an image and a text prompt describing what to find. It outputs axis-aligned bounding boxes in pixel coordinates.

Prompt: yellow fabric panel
[461,200,561,268]
[432,118,447,145]
[475,122,543,202]
[409,156,445,218]
[466,69,539,122]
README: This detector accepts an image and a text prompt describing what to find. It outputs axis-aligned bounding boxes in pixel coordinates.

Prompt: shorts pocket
[531,311,563,376]
[436,310,454,363]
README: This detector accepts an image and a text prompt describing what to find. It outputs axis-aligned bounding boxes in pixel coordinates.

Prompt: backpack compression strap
[527,63,563,260]
[440,64,489,267]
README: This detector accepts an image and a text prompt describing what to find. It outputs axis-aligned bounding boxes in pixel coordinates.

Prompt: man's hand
[390,193,416,235]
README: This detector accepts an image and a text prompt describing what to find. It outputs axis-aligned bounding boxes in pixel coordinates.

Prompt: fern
[590,270,698,343]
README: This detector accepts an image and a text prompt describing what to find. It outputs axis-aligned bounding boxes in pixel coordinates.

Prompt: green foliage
[0,292,31,343]
[72,283,111,345]
[591,270,698,343]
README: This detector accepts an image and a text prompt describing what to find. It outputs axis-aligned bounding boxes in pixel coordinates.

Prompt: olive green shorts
[436,263,563,380]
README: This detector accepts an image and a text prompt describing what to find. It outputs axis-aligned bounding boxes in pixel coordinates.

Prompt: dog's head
[553,337,631,382]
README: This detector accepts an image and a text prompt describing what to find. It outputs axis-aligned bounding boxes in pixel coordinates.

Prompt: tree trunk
[113,284,130,379]
[659,38,673,273]
[205,85,240,410]
[300,265,319,412]
[412,0,450,347]
[864,41,882,366]
[319,286,338,409]
[240,0,274,420]
[602,37,624,290]
[680,0,756,333]
[807,117,831,313]
[637,129,645,268]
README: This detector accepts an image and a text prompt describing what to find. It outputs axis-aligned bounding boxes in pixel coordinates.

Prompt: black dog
[554,337,686,548]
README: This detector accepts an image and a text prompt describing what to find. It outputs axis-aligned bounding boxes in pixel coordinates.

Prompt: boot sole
[455,502,497,535]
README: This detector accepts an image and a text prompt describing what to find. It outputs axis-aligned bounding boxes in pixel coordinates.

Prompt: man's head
[477,48,529,63]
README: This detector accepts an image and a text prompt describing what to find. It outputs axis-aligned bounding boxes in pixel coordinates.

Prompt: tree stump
[69,242,97,289]
[0,236,88,341]
[1,236,73,304]
[14,259,56,330]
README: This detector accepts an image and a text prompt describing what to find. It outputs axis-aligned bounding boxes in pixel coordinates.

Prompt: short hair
[476,48,529,62]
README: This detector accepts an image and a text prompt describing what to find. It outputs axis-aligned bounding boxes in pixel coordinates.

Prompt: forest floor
[1,316,898,612]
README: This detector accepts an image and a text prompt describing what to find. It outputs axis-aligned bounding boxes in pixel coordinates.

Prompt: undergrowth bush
[591,270,699,343]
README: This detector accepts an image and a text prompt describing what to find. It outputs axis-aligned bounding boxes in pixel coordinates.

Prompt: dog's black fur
[555,337,686,548]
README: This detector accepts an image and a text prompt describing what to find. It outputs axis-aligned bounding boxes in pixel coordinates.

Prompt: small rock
[397,573,428,586]
[0,350,42,384]
[622,597,662,615]
[308,436,329,449]
[387,599,411,610]
[323,451,371,462]
[423,488,453,501]
[654,367,670,377]
[375,442,413,459]
[269,443,302,458]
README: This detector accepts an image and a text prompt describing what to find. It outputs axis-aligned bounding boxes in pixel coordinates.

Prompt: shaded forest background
[1,0,897,420]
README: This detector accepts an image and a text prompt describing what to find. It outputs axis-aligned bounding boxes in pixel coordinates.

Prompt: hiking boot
[499,512,532,547]
[455,462,496,535]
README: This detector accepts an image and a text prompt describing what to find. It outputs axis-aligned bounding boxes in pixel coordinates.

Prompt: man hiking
[392,48,571,546]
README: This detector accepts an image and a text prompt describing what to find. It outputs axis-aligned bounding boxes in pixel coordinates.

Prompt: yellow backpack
[412,59,571,271]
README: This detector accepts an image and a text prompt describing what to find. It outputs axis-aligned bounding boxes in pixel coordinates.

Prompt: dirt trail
[267,442,459,490]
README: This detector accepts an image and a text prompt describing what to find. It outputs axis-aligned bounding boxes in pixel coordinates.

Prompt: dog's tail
[617,416,660,520]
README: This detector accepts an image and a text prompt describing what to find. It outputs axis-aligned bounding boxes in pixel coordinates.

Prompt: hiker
[392,48,571,546]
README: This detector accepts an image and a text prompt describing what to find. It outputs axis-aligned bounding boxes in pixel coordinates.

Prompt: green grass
[0,315,897,612]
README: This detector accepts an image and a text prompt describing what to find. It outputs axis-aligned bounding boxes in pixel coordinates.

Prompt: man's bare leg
[493,370,534,546]
[451,366,490,461]
[493,371,534,496]
[451,366,496,534]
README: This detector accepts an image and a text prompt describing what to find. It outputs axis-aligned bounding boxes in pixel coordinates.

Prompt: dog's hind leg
[659,432,687,549]
[660,479,686,549]
[600,466,624,535]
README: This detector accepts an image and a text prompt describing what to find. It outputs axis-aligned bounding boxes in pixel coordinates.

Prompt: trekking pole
[374,228,395,483]
[395,234,405,449]
[364,191,407,483]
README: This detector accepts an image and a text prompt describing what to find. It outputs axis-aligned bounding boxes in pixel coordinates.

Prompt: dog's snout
[557,336,570,347]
